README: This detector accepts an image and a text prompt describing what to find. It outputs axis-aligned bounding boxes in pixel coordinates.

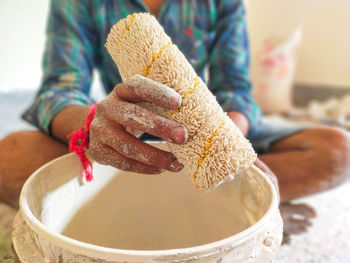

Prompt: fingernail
[170,160,184,172]
[170,126,187,144]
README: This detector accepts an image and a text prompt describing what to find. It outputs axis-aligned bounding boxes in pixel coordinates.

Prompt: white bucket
[12,142,282,262]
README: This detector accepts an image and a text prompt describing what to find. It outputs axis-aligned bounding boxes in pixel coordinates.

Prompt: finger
[283,217,312,233]
[284,218,312,235]
[89,143,162,174]
[116,74,182,110]
[103,127,184,172]
[125,126,143,137]
[254,159,279,197]
[289,203,317,218]
[255,159,275,177]
[114,101,188,145]
[280,202,316,218]
[254,159,269,172]
[284,224,307,235]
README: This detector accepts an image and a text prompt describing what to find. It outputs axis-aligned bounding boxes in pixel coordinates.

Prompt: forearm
[51,105,92,144]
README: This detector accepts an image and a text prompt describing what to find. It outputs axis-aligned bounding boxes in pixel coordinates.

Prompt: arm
[23,0,96,136]
[208,1,279,194]
[208,0,262,137]
[23,1,188,174]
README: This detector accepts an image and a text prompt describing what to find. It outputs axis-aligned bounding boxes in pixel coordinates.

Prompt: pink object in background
[252,26,302,114]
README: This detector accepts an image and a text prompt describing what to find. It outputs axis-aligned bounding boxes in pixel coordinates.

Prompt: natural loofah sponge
[105,13,257,190]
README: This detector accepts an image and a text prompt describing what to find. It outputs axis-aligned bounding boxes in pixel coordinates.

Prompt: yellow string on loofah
[126,14,136,29]
[182,76,201,101]
[105,13,257,190]
[115,14,136,55]
[142,41,172,77]
[192,118,226,188]
[171,76,201,116]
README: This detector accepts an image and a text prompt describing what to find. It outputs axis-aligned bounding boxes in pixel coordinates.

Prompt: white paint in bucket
[12,142,283,262]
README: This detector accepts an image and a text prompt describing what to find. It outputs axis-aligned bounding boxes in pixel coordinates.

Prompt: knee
[311,126,350,157]
[0,131,37,206]
[306,126,350,183]
[1,130,41,149]
[0,132,24,207]
[0,130,68,207]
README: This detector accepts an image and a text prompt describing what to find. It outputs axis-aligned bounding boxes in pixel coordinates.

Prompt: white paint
[62,170,251,250]
[14,143,282,262]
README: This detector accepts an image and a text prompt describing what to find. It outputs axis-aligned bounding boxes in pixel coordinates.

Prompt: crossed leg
[1,127,350,234]
[260,126,350,235]
[0,131,68,207]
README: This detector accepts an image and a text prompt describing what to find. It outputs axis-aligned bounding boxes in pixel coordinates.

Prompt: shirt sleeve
[208,0,262,138]
[22,0,97,134]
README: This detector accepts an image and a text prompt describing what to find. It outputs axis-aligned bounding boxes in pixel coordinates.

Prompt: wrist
[67,104,98,182]
[51,105,93,143]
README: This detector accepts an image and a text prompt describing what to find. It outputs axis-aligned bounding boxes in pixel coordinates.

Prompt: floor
[1,185,349,262]
[276,182,350,262]
[0,203,15,263]
[1,91,350,262]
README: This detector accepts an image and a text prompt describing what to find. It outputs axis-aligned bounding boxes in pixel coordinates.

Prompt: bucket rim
[19,151,279,262]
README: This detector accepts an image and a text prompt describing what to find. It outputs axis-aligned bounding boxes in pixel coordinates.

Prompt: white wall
[0,0,49,92]
[245,0,350,88]
[0,0,104,100]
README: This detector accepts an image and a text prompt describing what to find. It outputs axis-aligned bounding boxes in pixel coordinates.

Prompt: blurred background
[2,0,350,92]
[0,0,349,262]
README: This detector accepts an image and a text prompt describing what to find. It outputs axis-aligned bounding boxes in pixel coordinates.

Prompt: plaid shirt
[23,0,262,137]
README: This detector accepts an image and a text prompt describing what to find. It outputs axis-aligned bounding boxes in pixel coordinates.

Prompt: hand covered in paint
[89,76,188,174]
[254,158,280,202]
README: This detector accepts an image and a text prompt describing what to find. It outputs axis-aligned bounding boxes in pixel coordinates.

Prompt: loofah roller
[105,13,257,190]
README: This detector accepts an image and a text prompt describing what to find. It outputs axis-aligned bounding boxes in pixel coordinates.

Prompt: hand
[227,111,249,137]
[254,158,280,202]
[89,76,188,174]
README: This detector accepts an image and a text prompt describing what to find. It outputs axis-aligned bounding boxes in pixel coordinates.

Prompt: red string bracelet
[67,104,97,182]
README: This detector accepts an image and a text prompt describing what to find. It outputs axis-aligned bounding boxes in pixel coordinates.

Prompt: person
[1,0,349,237]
